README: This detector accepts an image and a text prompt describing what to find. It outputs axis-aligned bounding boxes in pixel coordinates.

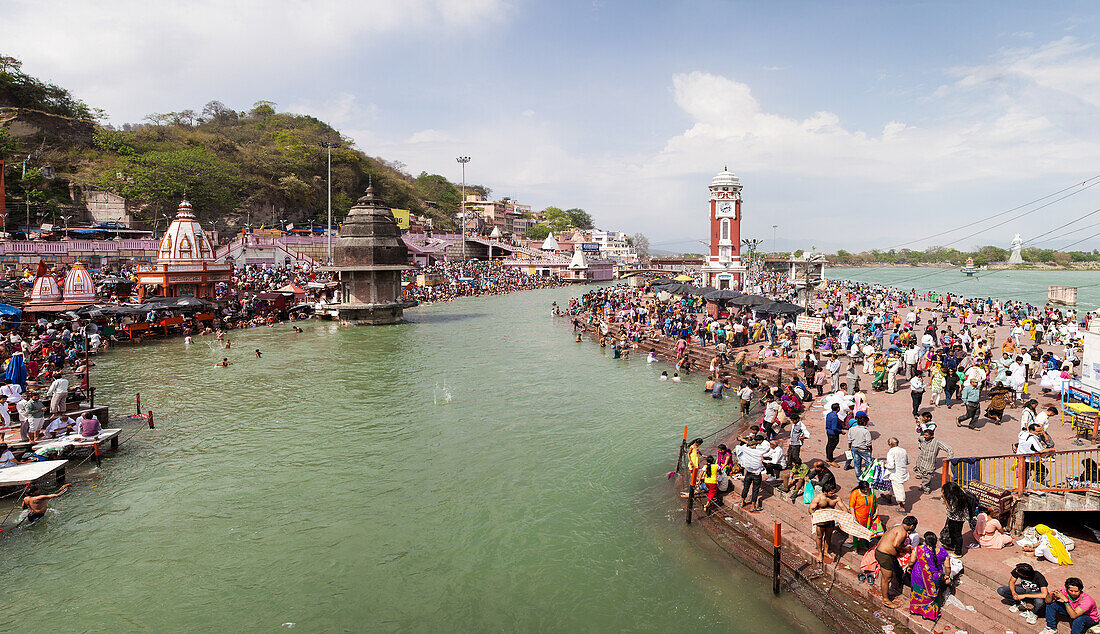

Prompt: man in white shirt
[884,437,910,512]
[826,356,842,391]
[44,374,69,414]
[0,379,22,427]
[735,435,769,512]
[1016,423,1053,485]
[903,345,919,378]
[920,332,934,355]
[43,414,76,439]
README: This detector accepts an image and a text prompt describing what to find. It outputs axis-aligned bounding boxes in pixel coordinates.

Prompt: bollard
[94,442,101,467]
[773,522,782,595]
[147,410,155,430]
[136,393,141,416]
[675,425,688,473]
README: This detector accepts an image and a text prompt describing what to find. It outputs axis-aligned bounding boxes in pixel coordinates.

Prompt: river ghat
[0,285,818,632]
[567,274,1100,634]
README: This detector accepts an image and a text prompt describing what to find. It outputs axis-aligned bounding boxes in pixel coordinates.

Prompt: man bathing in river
[21,483,72,524]
[876,515,919,608]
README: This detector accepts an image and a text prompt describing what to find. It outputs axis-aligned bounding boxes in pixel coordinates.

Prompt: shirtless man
[215,358,231,368]
[21,483,72,524]
[875,515,918,608]
[809,483,843,567]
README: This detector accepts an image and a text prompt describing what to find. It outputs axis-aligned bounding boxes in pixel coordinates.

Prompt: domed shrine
[135,200,233,300]
[325,185,416,325]
[24,261,98,311]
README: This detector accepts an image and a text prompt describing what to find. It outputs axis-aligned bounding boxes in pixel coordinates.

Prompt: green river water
[830,266,1100,311]
[1,285,820,632]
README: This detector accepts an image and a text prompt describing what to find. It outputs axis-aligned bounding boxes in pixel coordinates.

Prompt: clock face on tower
[717,201,732,216]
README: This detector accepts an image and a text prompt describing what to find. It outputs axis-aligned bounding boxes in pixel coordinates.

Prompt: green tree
[526,223,551,240]
[564,208,593,229]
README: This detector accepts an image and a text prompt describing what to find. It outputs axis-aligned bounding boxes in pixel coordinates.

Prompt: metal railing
[943,448,1100,493]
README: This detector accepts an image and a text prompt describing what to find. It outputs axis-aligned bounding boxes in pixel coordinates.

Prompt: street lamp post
[456,156,470,262]
[61,215,71,240]
[772,224,778,256]
[321,141,340,263]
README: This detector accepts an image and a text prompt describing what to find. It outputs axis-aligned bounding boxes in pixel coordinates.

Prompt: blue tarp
[4,352,27,390]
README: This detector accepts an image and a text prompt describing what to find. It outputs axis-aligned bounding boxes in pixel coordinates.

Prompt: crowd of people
[402,260,564,304]
[566,274,1097,631]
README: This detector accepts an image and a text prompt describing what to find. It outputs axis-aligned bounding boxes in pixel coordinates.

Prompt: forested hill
[1,55,484,230]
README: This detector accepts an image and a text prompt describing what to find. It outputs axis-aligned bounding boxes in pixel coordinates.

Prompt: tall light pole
[772,224,778,256]
[321,141,339,263]
[456,156,470,262]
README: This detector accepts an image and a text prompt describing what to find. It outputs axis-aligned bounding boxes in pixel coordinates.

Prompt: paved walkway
[706,300,1100,634]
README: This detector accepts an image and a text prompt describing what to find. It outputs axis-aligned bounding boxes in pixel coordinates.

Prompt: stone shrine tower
[329,185,416,325]
[701,167,747,289]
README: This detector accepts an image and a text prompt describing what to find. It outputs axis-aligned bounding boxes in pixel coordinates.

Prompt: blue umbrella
[5,352,27,390]
[0,304,21,317]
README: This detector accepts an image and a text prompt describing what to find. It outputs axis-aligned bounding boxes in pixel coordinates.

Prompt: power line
[884,173,1100,250]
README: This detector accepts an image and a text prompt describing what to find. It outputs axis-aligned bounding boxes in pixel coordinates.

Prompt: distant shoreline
[831,262,1100,271]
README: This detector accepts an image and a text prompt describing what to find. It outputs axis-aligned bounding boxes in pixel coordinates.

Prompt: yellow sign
[391,209,410,230]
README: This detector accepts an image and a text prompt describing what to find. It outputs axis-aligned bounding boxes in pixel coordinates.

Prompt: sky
[4,0,1100,253]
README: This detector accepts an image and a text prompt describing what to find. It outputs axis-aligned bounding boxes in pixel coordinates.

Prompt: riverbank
[564,283,1100,634]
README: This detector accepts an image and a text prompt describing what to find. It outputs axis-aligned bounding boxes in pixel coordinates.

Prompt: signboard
[1080,331,1100,389]
[391,209,410,230]
[580,242,601,253]
[796,315,823,333]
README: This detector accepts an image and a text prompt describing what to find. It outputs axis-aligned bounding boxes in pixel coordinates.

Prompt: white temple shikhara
[136,200,233,300]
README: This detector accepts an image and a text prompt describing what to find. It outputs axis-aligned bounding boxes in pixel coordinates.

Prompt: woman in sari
[847,482,877,551]
[780,384,803,418]
[910,531,949,621]
[974,512,1014,549]
[985,380,1011,423]
[1032,524,1074,565]
[872,353,887,391]
[928,364,946,409]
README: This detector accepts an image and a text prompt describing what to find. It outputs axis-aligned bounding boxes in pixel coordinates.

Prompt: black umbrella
[756,301,805,316]
[703,289,744,301]
[656,282,699,295]
[647,277,675,286]
[98,276,129,286]
[165,296,215,309]
[74,304,107,318]
[729,294,771,306]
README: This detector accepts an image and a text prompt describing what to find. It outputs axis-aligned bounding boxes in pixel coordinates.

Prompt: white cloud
[405,129,457,144]
[0,0,510,122]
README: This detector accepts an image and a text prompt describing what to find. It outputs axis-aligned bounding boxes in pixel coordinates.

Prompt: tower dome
[28,274,62,304]
[710,166,741,189]
[157,200,216,263]
[62,262,95,304]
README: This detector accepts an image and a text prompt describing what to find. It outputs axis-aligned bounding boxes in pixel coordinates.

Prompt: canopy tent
[729,294,771,307]
[672,274,694,281]
[276,284,309,295]
[655,282,700,295]
[0,304,21,317]
[756,301,805,316]
[703,289,744,302]
[647,277,675,286]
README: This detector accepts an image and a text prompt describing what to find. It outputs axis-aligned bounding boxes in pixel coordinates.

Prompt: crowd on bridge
[402,259,564,304]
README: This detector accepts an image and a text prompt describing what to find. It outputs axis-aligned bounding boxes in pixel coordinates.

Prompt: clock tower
[702,167,747,289]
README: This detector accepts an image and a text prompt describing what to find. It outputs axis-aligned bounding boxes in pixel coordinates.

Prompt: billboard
[391,209,410,230]
[580,242,601,253]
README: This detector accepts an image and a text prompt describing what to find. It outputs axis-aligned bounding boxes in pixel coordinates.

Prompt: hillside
[1,55,485,231]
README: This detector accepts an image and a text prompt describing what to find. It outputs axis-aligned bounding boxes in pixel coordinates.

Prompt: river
[0,285,819,632]
[830,266,1100,310]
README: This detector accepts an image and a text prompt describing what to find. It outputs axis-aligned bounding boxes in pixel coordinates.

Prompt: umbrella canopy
[703,289,744,302]
[683,285,715,297]
[672,274,694,281]
[5,352,27,389]
[729,294,771,306]
[756,301,805,316]
[98,276,129,286]
[74,304,106,318]
[647,277,675,286]
[656,282,700,295]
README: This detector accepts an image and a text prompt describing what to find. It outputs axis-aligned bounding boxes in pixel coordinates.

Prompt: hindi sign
[796,315,823,333]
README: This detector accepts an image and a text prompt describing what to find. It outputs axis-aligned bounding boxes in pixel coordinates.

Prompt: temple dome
[28,274,62,304]
[710,167,741,188]
[62,262,95,303]
[158,200,216,263]
[568,248,588,270]
[541,234,559,251]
